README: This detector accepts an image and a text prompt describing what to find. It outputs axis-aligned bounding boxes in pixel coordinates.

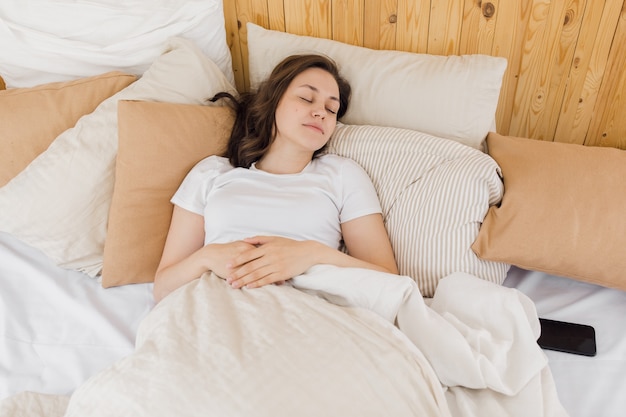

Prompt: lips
[303,123,324,134]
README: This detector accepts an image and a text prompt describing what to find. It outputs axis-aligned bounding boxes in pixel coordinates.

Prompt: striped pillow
[327,124,510,297]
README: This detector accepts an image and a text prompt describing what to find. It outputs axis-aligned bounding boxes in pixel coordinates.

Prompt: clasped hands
[209,236,319,289]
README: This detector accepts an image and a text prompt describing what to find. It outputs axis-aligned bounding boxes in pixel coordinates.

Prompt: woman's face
[272,67,341,155]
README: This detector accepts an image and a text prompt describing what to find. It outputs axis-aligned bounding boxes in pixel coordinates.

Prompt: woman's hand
[204,240,258,279]
[225,215,399,290]
[226,236,318,289]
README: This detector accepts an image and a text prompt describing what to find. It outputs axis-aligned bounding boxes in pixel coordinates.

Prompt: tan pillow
[0,71,136,186]
[0,76,5,90]
[472,132,626,291]
[101,100,235,287]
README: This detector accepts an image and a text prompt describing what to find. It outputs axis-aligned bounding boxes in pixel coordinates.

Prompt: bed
[1,1,625,416]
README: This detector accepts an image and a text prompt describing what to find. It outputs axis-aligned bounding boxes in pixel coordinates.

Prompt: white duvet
[0,266,567,417]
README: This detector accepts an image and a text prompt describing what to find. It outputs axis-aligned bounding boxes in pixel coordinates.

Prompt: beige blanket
[293,266,568,417]
[0,266,567,417]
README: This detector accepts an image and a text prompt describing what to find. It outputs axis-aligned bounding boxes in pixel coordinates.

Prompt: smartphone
[537,318,597,357]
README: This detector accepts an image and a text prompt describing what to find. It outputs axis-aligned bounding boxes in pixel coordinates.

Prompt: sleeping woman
[153,54,398,303]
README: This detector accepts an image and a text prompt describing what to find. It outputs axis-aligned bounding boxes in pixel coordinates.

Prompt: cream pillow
[102,101,235,287]
[0,37,238,277]
[247,23,507,150]
[0,71,136,186]
[327,124,509,297]
[472,132,626,291]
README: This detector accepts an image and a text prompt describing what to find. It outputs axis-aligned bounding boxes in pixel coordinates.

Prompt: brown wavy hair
[211,54,351,168]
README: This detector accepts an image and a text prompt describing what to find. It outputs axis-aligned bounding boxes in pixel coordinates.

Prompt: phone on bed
[538,318,597,357]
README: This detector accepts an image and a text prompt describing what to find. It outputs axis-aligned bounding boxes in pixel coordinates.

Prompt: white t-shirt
[171,154,381,250]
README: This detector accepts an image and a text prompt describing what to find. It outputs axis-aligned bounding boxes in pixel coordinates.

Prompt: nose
[312,106,326,119]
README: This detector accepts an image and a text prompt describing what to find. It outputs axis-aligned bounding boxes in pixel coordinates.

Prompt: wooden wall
[223,0,626,149]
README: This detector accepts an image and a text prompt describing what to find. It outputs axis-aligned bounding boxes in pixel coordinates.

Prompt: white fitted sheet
[0,232,154,399]
[1,231,624,417]
[504,266,626,417]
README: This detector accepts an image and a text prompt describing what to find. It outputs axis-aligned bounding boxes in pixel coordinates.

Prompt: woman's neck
[256,149,313,174]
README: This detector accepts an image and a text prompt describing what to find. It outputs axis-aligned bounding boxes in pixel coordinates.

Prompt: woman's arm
[153,206,206,302]
[227,213,398,289]
[153,205,256,302]
[340,213,398,274]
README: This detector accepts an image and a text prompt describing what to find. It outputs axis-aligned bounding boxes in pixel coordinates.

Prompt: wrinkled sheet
[0,232,154,400]
[0,266,567,417]
[504,267,626,417]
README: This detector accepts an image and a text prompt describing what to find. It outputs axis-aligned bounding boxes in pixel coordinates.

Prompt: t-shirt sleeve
[338,157,382,223]
[171,156,229,215]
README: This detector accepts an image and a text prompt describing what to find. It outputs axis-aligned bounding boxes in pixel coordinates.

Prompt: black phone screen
[537,318,597,357]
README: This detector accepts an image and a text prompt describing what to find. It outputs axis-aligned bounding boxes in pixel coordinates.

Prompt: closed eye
[299,96,338,115]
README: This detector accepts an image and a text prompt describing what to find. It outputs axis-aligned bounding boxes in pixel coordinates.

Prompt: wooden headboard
[223,0,626,150]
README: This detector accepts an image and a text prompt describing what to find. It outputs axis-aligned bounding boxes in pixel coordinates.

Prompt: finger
[230,263,279,289]
[227,245,264,270]
[242,236,273,246]
[242,272,284,289]
[228,256,270,287]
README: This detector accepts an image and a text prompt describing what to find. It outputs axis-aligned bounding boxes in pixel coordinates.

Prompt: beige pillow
[328,124,509,297]
[0,37,238,277]
[247,22,507,150]
[102,101,235,287]
[472,132,626,291]
[0,71,136,186]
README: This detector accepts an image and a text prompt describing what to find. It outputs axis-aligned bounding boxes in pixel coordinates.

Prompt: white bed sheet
[0,232,154,400]
[1,231,624,417]
[504,266,626,417]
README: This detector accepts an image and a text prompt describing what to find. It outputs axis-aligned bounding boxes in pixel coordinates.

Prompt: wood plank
[230,0,271,92]
[586,1,626,148]
[553,0,621,144]
[363,0,398,50]
[268,0,286,32]
[428,0,464,55]
[332,0,364,45]
[223,0,245,92]
[507,0,554,139]
[491,0,532,135]
[233,0,270,30]
[459,0,497,56]
[284,0,332,38]
[395,0,430,53]
[539,0,587,142]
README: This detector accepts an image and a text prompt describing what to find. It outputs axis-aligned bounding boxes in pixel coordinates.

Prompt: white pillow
[0,0,234,88]
[0,37,238,277]
[247,23,507,150]
[327,124,510,297]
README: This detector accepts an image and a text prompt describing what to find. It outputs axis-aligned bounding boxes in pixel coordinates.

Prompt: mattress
[1,231,624,417]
